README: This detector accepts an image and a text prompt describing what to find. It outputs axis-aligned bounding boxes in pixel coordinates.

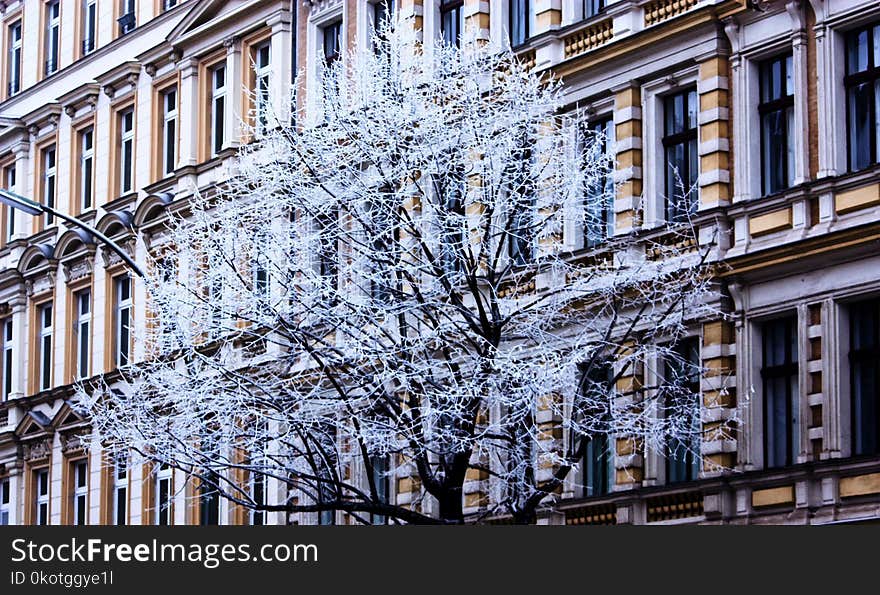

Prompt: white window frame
[35,468,50,525]
[8,20,22,96]
[0,477,9,524]
[119,109,135,195]
[74,289,91,380]
[114,275,132,367]
[72,459,88,525]
[38,302,53,391]
[45,0,60,75]
[162,87,178,176]
[253,42,272,137]
[210,64,227,155]
[5,165,15,241]
[154,463,173,525]
[112,451,128,525]
[43,146,56,226]
[80,127,94,211]
[1,318,12,400]
[82,0,97,55]
[307,5,343,117]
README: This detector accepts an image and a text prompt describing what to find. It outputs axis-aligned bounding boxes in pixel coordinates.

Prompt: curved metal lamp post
[0,188,145,278]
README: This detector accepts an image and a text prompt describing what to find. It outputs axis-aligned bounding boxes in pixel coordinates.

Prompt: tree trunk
[436,486,464,524]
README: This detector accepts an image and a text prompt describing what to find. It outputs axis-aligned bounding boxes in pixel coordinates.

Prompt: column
[614,342,643,488]
[9,296,26,402]
[176,58,200,169]
[697,55,731,210]
[613,84,642,234]
[224,36,243,150]
[701,320,737,474]
[786,1,811,186]
[464,0,491,45]
[268,11,293,127]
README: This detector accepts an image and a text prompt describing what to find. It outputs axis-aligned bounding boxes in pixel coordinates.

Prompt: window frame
[72,288,92,381]
[71,458,89,525]
[1,318,12,400]
[154,463,173,525]
[0,477,10,524]
[758,54,795,196]
[40,144,57,230]
[160,86,178,177]
[81,0,97,57]
[78,126,95,212]
[43,0,61,77]
[508,0,533,48]
[760,315,799,469]
[252,41,272,137]
[849,298,880,456]
[3,163,14,242]
[111,451,128,525]
[439,0,463,48]
[844,21,880,172]
[34,467,50,525]
[661,87,699,224]
[663,338,702,484]
[210,63,227,156]
[578,361,615,498]
[580,115,616,249]
[37,301,53,392]
[113,274,133,368]
[118,107,135,195]
[7,18,22,97]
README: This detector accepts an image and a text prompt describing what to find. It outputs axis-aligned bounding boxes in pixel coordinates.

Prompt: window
[664,339,701,484]
[112,451,128,525]
[248,470,265,526]
[761,316,799,469]
[45,1,61,76]
[582,0,605,19]
[118,109,135,195]
[317,211,338,297]
[509,0,531,48]
[0,478,9,524]
[34,468,50,525]
[118,0,136,35]
[1,318,12,400]
[210,64,227,155]
[440,0,463,47]
[7,20,22,96]
[759,55,795,195]
[161,87,177,176]
[79,127,94,211]
[579,362,614,497]
[71,460,88,525]
[845,22,880,171]
[252,234,270,300]
[38,303,53,391]
[4,164,15,241]
[373,0,395,44]
[253,43,271,135]
[323,21,342,69]
[582,117,615,248]
[154,463,172,525]
[507,142,535,266]
[42,145,57,227]
[369,455,389,525]
[199,471,220,525]
[114,275,132,367]
[82,0,97,55]
[439,169,465,277]
[155,258,177,352]
[662,88,698,223]
[850,299,879,456]
[73,289,91,380]
[163,0,178,11]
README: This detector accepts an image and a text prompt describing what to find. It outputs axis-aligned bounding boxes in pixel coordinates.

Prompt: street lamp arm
[0,189,145,278]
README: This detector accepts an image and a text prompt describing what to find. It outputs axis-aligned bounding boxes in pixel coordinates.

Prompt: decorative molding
[23,439,51,463]
[62,259,94,284]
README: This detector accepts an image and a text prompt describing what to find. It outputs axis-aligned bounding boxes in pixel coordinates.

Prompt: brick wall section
[613,85,642,234]
[701,320,737,473]
[614,342,644,486]
[697,57,731,210]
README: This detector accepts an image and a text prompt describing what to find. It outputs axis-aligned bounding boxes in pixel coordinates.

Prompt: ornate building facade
[0,0,877,525]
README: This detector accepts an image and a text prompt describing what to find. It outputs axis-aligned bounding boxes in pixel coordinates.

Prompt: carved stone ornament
[101,237,137,270]
[23,440,51,463]
[60,432,87,454]
[63,259,94,284]
[25,271,56,297]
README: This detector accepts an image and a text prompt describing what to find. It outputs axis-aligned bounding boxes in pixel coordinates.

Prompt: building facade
[0,0,877,525]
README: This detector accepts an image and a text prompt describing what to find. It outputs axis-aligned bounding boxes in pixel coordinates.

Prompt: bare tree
[78,22,728,525]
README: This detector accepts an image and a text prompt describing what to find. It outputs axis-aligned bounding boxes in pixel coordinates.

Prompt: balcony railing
[562,18,614,60]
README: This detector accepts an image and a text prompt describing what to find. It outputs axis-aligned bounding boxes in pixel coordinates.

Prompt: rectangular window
[7,20,22,96]
[71,460,88,525]
[253,43,271,136]
[42,146,57,227]
[34,468,49,525]
[73,289,91,380]
[82,0,97,55]
[582,117,615,248]
[845,22,880,171]
[582,0,605,19]
[663,88,698,223]
[119,109,135,194]
[161,87,177,176]
[118,0,136,35]
[759,55,795,195]
[114,275,132,367]
[509,0,530,47]
[199,471,220,525]
[850,299,879,456]
[761,316,799,469]
[4,164,15,241]
[508,144,535,266]
[45,1,60,76]
[112,451,128,525]
[323,21,342,69]
[154,463,172,525]
[439,169,465,277]
[38,303,53,391]
[1,318,12,400]
[252,234,270,300]
[210,64,227,155]
[79,127,94,211]
[664,339,701,484]
[369,455,389,525]
[580,362,613,497]
[0,478,9,524]
[440,0,463,48]
[373,0,395,45]
[317,211,338,297]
